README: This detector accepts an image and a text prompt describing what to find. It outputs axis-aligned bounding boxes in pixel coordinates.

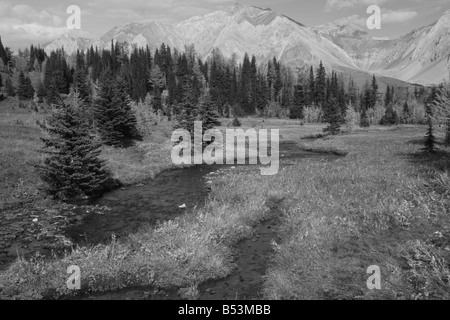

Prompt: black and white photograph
[0,0,450,305]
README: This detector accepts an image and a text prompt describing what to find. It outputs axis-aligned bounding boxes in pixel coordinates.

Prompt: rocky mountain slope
[44,4,450,86]
[315,12,450,85]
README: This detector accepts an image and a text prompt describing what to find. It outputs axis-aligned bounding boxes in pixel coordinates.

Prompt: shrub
[231,116,241,127]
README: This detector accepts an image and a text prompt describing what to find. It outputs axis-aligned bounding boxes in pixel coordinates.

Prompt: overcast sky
[1,0,449,50]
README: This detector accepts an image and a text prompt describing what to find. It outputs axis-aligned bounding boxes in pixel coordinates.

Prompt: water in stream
[64,141,339,300]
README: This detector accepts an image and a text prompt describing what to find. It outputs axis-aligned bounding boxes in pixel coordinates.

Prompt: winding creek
[62,141,339,300]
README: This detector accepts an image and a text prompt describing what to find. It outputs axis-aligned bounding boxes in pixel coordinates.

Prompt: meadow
[1,97,449,300]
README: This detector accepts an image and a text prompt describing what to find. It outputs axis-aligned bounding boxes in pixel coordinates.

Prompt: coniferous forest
[0,35,445,200]
[1,38,434,131]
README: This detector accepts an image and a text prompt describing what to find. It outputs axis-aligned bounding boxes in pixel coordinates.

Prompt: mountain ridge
[43,4,450,86]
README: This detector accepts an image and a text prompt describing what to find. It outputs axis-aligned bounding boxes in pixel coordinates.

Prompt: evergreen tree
[73,69,91,104]
[36,80,45,103]
[94,72,140,148]
[360,96,370,128]
[402,101,412,123]
[231,115,241,127]
[290,84,305,119]
[323,96,342,135]
[198,92,221,132]
[370,75,379,109]
[307,65,315,106]
[348,77,358,107]
[17,72,35,100]
[360,84,372,127]
[380,103,398,125]
[360,108,370,128]
[0,72,2,88]
[25,77,34,99]
[174,79,197,136]
[198,92,221,148]
[315,61,327,109]
[384,86,392,107]
[45,77,61,105]
[426,86,438,117]
[36,95,111,200]
[5,77,15,97]
[17,71,27,99]
[423,116,437,154]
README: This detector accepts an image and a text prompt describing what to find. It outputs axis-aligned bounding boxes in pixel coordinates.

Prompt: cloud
[85,0,233,21]
[332,9,418,28]
[333,14,367,27]
[325,0,391,11]
[0,2,73,47]
[382,10,418,23]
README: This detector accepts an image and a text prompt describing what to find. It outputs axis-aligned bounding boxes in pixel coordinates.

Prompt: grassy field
[0,98,183,208]
[1,98,449,300]
[0,99,44,208]
[263,127,450,300]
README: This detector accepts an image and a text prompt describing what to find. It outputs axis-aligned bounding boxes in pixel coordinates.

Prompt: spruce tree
[307,65,315,106]
[370,75,379,109]
[36,80,45,103]
[17,71,27,100]
[5,77,15,97]
[323,96,342,135]
[45,77,61,105]
[198,92,221,133]
[174,79,197,136]
[198,92,221,148]
[384,86,392,107]
[73,69,91,104]
[290,84,305,119]
[231,115,241,127]
[94,72,140,148]
[380,103,398,125]
[315,61,327,109]
[402,101,412,123]
[25,77,34,99]
[423,117,437,154]
[17,73,34,100]
[36,95,111,200]
[426,86,438,118]
[360,104,370,128]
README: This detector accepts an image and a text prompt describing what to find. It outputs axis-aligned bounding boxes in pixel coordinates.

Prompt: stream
[63,141,339,300]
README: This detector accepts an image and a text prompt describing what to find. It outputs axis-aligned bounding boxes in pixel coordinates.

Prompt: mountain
[43,33,91,56]
[316,12,450,85]
[43,4,450,86]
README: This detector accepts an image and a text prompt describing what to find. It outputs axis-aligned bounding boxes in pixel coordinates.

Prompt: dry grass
[0,99,44,207]
[2,108,449,300]
[263,127,450,300]
[99,120,182,185]
[0,164,280,299]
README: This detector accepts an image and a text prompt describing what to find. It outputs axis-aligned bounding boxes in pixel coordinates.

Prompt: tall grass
[263,128,450,300]
[0,165,282,299]
[2,102,448,300]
